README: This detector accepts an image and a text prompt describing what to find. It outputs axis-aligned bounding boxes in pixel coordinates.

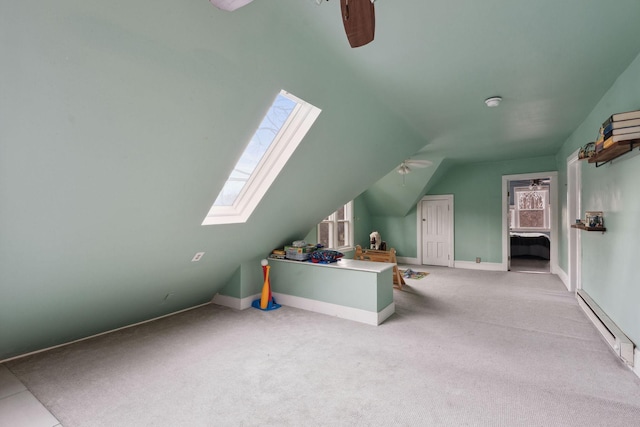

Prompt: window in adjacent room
[317,201,354,250]
[202,90,321,225]
[510,185,550,230]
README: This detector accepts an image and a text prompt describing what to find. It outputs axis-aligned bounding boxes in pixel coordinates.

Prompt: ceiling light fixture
[529,179,542,190]
[397,163,411,186]
[484,96,502,107]
[209,0,254,11]
[397,163,411,175]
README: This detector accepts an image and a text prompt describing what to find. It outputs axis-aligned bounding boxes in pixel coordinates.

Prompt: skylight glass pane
[202,89,321,225]
[213,94,297,207]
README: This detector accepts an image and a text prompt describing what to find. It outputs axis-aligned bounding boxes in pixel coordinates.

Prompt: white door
[421,198,451,266]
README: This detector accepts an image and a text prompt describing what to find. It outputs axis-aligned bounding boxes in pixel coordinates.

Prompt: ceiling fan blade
[209,0,255,11]
[340,0,375,48]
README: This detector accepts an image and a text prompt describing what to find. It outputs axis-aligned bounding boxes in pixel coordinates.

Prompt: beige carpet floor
[5,266,640,426]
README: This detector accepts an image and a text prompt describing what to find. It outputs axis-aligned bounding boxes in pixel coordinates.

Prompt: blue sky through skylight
[214,93,297,206]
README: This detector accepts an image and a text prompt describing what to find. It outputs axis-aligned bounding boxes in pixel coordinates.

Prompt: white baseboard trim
[212,292,395,326]
[454,260,505,271]
[211,293,260,310]
[634,348,640,379]
[555,267,570,291]
[396,256,419,265]
[272,292,394,326]
[377,302,396,325]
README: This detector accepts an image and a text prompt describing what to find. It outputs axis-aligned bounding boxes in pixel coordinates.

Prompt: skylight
[202,90,321,225]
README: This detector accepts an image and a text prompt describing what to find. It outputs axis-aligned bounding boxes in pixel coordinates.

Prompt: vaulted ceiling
[286,0,640,163]
[3,0,640,359]
[278,0,640,215]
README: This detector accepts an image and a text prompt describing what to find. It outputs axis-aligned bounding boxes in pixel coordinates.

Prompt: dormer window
[202,90,321,225]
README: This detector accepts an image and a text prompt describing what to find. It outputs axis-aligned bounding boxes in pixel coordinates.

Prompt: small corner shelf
[587,139,640,167]
[571,224,606,233]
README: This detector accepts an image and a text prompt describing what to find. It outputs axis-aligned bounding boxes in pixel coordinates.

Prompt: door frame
[417,195,454,267]
[567,149,582,292]
[501,171,558,273]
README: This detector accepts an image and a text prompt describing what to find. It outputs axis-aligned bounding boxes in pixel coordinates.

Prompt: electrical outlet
[192,252,205,262]
[476,257,481,263]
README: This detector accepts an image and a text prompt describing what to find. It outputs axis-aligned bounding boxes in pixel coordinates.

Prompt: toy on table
[308,250,344,264]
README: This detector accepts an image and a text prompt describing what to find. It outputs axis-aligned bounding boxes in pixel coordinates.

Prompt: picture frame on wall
[585,211,604,228]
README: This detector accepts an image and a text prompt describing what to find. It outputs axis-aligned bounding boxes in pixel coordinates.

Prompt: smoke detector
[484,96,502,107]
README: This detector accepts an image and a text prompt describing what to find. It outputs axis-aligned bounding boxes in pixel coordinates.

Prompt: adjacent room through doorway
[507,176,552,274]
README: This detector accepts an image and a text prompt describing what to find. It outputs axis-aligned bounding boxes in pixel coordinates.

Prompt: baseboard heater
[577,289,634,367]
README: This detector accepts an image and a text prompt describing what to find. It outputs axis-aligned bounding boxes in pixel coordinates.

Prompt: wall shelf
[571,224,606,232]
[587,139,639,167]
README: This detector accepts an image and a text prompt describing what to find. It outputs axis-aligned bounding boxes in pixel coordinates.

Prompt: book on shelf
[603,117,640,133]
[596,132,640,155]
[603,124,640,140]
[612,131,640,143]
[602,136,616,150]
[595,127,605,152]
[602,109,640,128]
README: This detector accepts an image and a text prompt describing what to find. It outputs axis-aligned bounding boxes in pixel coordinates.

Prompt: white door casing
[567,149,582,292]
[420,195,453,267]
[506,187,512,271]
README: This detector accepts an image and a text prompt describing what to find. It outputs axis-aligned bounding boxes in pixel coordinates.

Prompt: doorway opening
[502,172,558,274]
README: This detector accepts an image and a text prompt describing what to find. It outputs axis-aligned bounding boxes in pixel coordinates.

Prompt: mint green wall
[555,53,640,345]
[354,195,373,250]
[369,212,417,258]
[218,257,266,299]
[367,156,556,261]
[220,268,242,299]
[363,160,454,259]
[0,2,428,360]
[360,158,445,218]
[269,261,393,312]
[4,1,639,361]
[425,156,557,263]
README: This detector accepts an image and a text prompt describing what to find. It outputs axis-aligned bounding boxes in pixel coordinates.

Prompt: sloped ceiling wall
[0,1,427,359]
[360,157,447,217]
